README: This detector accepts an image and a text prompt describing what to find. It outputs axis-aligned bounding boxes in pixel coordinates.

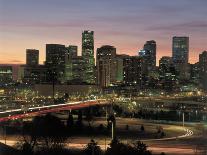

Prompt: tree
[132,141,152,155]
[39,114,67,148]
[85,110,94,128]
[22,142,33,155]
[21,114,67,151]
[105,139,152,155]
[67,112,74,128]
[64,93,69,100]
[84,139,102,155]
[105,138,133,155]
[140,125,145,132]
[77,110,83,123]
[98,124,104,132]
[156,126,165,138]
[125,125,129,131]
[20,118,40,153]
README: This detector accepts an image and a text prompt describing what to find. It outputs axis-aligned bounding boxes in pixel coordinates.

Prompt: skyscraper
[96,45,117,87]
[45,44,69,83]
[26,49,39,66]
[0,65,13,85]
[172,36,189,79]
[23,49,45,84]
[190,62,200,84]
[82,30,95,84]
[138,40,156,84]
[115,54,128,83]
[138,49,151,76]
[172,36,189,64]
[159,56,173,78]
[199,51,207,90]
[143,40,156,68]
[159,56,176,91]
[68,45,78,58]
[123,56,143,87]
[70,56,85,84]
[66,45,78,81]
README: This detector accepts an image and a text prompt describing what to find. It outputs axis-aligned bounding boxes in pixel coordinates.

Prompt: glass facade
[82,30,95,84]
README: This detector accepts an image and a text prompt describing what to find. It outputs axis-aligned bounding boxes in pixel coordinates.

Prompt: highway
[0,127,196,155]
[0,140,196,155]
[0,99,205,155]
[0,99,108,122]
[0,114,197,155]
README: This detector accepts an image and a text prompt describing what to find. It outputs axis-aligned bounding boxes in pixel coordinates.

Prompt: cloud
[0,59,24,64]
[0,20,85,28]
[146,21,207,32]
[9,59,24,63]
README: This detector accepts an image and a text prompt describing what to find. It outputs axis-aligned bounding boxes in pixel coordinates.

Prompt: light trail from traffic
[0,99,107,122]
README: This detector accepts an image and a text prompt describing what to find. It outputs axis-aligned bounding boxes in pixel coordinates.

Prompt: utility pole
[182,112,185,127]
[111,115,116,140]
[112,121,114,140]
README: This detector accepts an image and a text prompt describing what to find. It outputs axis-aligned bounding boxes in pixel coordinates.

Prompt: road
[0,137,197,155]
[0,99,107,122]
[0,99,206,155]
[0,118,197,155]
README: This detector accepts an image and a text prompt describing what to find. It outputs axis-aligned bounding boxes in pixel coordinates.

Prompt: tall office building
[66,45,78,81]
[23,65,46,84]
[82,30,95,84]
[0,66,13,85]
[159,56,176,91]
[199,51,207,90]
[172,36,189,79]
[71,56,85,83]
[138,49,151,76]
[96,45,117,87]
[23,49,45,84]
[115,54,128,83]
[26,49,39,66]
[123,56,142,87]
[143,40,156,69]
[68,45,78,58]
[45,44,70,83]
[172,36,189,64]
[139,40,156,83]
[159,56,173,78]
[190,62,200,84]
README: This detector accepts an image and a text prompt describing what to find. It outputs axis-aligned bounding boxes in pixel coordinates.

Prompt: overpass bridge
[0,99,108,123]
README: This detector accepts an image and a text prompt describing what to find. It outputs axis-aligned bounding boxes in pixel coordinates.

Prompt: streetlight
[107,114,116,140]
[182,112,185,127]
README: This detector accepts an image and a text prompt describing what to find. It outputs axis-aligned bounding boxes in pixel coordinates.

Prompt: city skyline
[0,33,205,66]
[0,0,206,65]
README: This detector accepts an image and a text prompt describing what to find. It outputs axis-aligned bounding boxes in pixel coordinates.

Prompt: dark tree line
[17,110,166,155]
[20,114,67,155]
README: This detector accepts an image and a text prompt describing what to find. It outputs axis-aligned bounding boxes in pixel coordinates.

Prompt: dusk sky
[0,0,206,65]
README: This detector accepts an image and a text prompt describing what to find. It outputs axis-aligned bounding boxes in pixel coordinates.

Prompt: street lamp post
[111,118,116,140]
[107,114,116,141]
[182,112,185,127]
[111,121,115,139]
